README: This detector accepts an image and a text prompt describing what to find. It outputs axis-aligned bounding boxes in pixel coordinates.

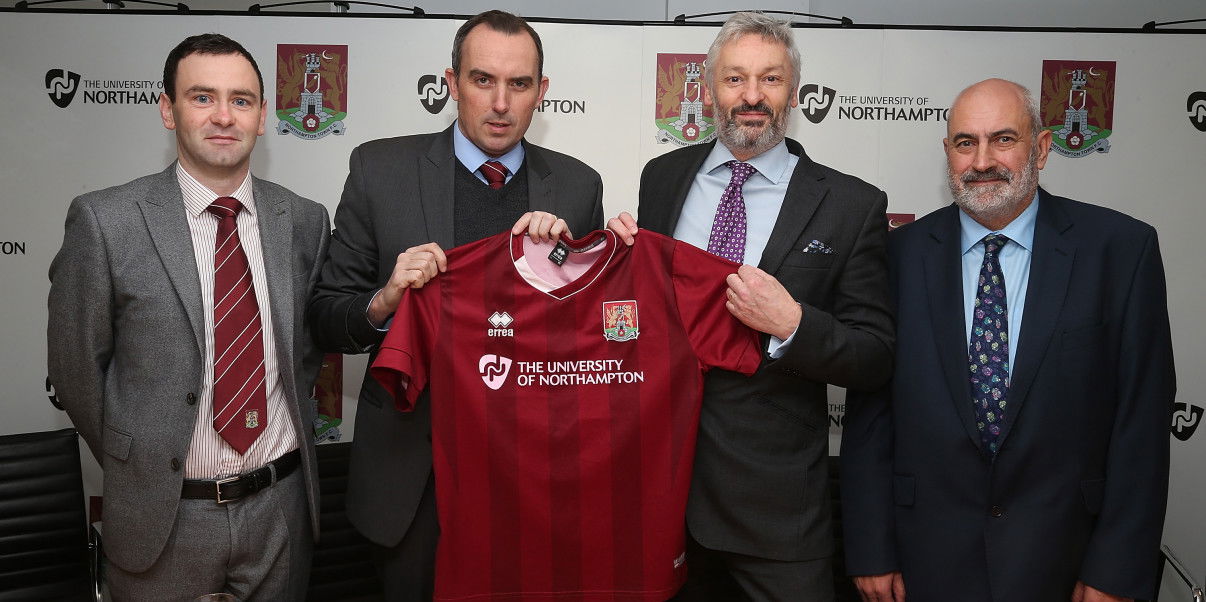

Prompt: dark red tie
[481,160,508,190]
[207,197,266,454]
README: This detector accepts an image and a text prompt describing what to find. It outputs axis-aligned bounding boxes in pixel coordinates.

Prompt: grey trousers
[105,470,312,601]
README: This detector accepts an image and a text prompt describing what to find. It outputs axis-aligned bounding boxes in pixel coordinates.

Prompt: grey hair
[706,11,802,87]
[1018,83,1042,140]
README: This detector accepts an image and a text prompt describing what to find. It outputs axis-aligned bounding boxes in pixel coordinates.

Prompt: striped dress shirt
[177,164,298,479]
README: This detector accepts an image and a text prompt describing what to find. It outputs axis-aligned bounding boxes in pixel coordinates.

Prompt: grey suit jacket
[307,125,604,547]
[638,138,894,561]
[47,163,330,573]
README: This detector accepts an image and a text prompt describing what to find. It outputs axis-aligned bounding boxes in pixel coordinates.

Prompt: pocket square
[803,239,835,254]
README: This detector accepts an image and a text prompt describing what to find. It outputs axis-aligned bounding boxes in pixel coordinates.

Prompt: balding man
[841,78,1174,602]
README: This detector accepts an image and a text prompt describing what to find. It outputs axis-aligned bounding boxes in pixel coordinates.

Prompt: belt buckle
[214,475,239,504]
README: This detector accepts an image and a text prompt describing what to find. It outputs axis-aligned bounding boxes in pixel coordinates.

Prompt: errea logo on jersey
[479,354,512,390]
[488,311,514,337]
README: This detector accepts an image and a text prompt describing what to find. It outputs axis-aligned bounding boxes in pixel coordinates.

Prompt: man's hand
[607,211,638,246]
[367,242,447,326]
[853,572,905,602]
[725,265,801,340]
[1072,581,1132,602]
[512,211,571,243]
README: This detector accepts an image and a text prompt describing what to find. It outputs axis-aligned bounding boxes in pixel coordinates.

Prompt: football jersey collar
[510,230,619,300]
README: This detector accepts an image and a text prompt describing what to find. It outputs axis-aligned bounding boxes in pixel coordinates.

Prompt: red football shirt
[372,229,760,601]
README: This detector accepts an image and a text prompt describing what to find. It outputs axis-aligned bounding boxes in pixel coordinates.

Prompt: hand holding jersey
[367,211,571,327]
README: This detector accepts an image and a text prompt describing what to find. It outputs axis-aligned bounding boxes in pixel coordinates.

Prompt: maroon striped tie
[481,160,508,190]
[207,197,266,454]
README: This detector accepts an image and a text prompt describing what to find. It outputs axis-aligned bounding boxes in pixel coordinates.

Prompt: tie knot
[481,160,508,190]
[207,196,243,219]
[982,233,1010,255]
[725,161,756,185]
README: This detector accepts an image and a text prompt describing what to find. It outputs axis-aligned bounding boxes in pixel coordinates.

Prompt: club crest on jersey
[245,410,259,429]
[603,300,639,342]
[488,311,514,337]
[478,354,513,390]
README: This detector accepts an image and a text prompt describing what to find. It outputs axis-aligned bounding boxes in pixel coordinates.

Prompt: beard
[715,101,789,158]
[948,149,1040,226]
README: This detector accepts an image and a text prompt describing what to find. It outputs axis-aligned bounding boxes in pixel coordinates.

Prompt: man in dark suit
[612,12,893,600]
[48,34,329,599]
[307,10,603,600]
[841,78,1174,602]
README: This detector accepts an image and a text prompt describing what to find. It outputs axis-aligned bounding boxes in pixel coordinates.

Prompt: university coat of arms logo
[1040,60,1115,158]
[276,44,348,140]
[654,53,716,146]
[603,300,639,342]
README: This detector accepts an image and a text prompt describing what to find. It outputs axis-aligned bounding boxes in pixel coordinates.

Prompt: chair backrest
[0,428,91,601]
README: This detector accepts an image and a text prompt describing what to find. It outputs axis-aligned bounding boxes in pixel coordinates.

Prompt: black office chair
[0,428,99,601]
[307,441,383,601]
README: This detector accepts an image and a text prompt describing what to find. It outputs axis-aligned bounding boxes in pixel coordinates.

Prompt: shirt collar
[452,120,525,176]
[701,139,791,184]
[959,191,1039,255]
[175,162,255,218]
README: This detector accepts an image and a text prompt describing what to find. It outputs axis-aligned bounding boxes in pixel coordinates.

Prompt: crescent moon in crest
[322,50,333,60]
[1088,67,1099,76]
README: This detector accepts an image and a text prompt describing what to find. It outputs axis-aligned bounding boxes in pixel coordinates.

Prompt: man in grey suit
[48,34,329,600]
[307,10,603,600]
[613,12,893,600]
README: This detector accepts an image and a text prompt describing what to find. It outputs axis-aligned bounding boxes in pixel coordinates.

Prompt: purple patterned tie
[968,234,1011,454]
[707,161,755,263]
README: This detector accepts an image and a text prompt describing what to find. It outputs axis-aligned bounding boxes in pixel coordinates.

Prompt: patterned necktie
[481,160,508,190]
[707,160,756,263]
[968,233,1011,454]
[207,197,267,455]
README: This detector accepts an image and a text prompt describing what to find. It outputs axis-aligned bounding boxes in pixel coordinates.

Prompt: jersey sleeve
[369,279,441,411]
[670,241,761,376]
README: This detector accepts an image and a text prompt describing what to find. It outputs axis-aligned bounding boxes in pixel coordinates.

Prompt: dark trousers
[370,472,439,602]
[672,530,835,602]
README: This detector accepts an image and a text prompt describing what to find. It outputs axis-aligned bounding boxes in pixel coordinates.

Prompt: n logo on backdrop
[45,68,81,108]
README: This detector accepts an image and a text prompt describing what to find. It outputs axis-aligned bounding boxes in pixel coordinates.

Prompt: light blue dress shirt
[673,140,800,355]
[673,140,798,265]
[452,120,525,185]
[959,193,1039,374]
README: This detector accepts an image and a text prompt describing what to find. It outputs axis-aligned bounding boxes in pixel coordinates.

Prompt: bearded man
[622,11,895,600]
[841,78,1174,602]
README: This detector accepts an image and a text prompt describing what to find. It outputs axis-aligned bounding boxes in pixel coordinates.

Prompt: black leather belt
[181,449,300,504]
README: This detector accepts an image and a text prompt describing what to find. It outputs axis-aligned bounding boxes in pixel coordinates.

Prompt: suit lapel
[418,126,456,249]
[139,164,205,355]
[252,177,295,384]
[922,206,984,452]
[995,190,1075,449]
[758,140,825,275]
[644,142,712,235]
[524,141,555,214]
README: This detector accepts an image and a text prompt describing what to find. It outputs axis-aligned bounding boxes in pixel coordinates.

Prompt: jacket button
[186,393,196,405]
[990,505,1004,518]
[171,458,181,471]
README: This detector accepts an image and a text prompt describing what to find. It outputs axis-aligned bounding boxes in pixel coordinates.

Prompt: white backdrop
[1,12,1203,597]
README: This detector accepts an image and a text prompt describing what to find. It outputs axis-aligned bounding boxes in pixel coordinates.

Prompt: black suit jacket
[841,189,1174,601]
[638,138,894,561]
[307,126,603,547]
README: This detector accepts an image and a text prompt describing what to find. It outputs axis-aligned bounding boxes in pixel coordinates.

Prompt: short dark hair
[451,10,544,78]
[163,33,263,102]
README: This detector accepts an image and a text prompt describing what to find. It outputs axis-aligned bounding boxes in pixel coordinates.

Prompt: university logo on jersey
[654,53,716,146]
[276,44,348,140]
[603,300,639,342]
[1040,60,1115,158]
[478,354,513,390]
